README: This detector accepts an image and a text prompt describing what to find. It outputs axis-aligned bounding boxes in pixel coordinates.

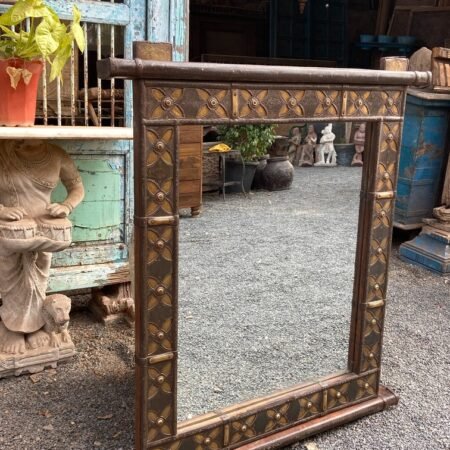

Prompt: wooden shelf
[0,126,133,140]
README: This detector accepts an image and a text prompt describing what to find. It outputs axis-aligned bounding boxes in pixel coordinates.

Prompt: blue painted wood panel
[395,93,450,228]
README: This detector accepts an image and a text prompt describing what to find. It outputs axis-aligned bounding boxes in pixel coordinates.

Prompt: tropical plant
[219,124,276,162]
[0,0,85,81]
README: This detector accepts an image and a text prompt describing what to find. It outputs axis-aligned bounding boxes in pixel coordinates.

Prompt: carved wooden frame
[98,49,431,450]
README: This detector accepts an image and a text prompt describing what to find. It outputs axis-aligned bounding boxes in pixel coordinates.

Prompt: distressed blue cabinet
[0,0,189,295]
[394,89,450,229]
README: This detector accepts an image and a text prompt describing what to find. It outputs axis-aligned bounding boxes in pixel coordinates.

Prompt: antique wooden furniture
[179,126,203,216]
[394,88,450,229]
[98,47,431,449]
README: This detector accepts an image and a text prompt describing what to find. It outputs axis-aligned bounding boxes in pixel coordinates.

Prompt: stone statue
[315,123,337,167]
[298,125,317,167]
[351,123,366,167]
[288,126,303,166]
[0,140,84,376]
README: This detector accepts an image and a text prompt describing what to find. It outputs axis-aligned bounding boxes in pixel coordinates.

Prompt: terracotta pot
[0,59,44,126]
[261,156,294,191]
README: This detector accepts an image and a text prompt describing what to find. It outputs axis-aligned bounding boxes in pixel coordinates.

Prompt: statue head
[359,123,366,133]
[322,123,332,135]
[307,125,316,134]
[292,126,300,135]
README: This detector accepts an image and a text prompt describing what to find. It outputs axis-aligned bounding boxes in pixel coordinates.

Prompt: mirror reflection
[178,122,364,421]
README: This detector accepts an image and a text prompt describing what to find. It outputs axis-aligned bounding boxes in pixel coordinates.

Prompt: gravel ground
[0,167,448,450]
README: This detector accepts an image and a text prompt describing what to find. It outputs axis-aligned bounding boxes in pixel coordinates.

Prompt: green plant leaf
[35,18,61,56]
[49,35,71,81]
[70,6,85,52]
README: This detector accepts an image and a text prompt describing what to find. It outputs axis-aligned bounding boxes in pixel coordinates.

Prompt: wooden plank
[0,1,131,26]
[147,0,171,43]
[0,126,133,140]
[48,262,129,292]
[180,126,203,144]
[52,244,129,267]
[170,0,189,61]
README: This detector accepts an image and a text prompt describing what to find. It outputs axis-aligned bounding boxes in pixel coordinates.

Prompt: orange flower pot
[0,58,43,126]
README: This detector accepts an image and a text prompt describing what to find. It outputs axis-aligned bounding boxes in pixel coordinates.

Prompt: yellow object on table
[208,143,231,153]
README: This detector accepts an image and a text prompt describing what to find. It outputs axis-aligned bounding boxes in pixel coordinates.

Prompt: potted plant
[0,0,85,126]
[219,124,276,193]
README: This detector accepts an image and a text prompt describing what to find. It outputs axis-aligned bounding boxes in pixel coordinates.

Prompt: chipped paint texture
[148,0,189,61]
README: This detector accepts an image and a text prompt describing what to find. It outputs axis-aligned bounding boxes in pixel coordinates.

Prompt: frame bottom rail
[237,386,399,450]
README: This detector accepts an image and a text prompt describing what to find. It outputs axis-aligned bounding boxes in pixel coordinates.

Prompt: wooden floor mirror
[98,43,431,450]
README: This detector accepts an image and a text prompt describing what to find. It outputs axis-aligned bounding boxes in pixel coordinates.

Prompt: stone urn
[262,137,294,191]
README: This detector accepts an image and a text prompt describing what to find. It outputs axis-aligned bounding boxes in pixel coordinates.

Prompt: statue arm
[47,153,85,218]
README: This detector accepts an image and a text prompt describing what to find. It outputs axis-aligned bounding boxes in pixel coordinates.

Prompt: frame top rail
[97,58,431,87]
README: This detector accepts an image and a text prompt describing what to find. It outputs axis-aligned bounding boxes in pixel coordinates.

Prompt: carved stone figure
[288,126,303,166]
[0,140,84,377]
[351,123,366,167]
[298,125,317,167]
[314,123,337,167]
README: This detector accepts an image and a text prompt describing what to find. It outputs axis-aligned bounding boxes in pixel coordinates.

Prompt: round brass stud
[157,375,165,384]
[324,97,332,107]
[156,286,165,296]
[387,133,394,141]
[380,210,386,217]
[374,283,380,290]
[250,97,260,108]
[155,240,165,250]
[275,413,281,421]
[156,191,165,202]
[208,97,219,109]
[383,172,390,180]
[356,98,364,107]
[387,97,394,107]
[369,352,374,359]
[241,424,248,432]
[377,247,383,255]
[157,417,165,427]
[155,140,165,152]
[204,437,211,445]
[157,331,165,340]
[289,97,297,107]
[307,401,313,409]
[371,318,377,325]
[162,97,174,108]
[364,382,370,390]
[336,391,342,399]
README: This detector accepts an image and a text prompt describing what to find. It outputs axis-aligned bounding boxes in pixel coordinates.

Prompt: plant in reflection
[219,124,276,162]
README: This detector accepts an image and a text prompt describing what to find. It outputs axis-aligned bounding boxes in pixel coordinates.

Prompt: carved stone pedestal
[400,218,450,275]
[0,338,75,379]
[89,282,134,326]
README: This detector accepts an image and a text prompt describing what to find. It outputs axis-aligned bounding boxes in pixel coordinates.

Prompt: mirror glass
[177,122,364,421]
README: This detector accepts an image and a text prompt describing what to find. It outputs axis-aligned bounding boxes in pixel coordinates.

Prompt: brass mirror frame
[98,48,430,450]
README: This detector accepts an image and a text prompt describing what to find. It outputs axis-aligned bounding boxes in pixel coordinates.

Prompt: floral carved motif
[376,162,396,192]
[346,91,371,116]
[148,361,174,399]
[239,89,268,118]
[230,415,257,445]
[264,404,290,432]
[379,91,402,116]
[196,89,229,119]
[368,273,386,302]
[356,373,378,399]
[151,88,185,119]
[364,307,383,337]
[369,238,389,267]
[193,428,222,450]
[148,318,173,355]
[148,405,173,442]
[146,179,174,217]
[298,393,321,420]
[361,342,381,371]
[327,383,350,409]
[146,128,174,167]
[374,199,393,229]
[279,90,305,117]
[380,123,400,155]
[148,274,172,311]
[314,91,340,116]
[147,228,173,264]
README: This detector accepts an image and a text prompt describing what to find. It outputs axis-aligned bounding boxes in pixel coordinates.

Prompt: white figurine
[315,123,337,166]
